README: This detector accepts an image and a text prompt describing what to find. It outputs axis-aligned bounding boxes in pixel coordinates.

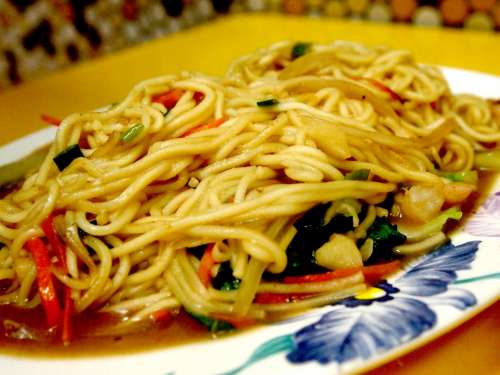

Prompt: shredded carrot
[151,89,184,109]
[182,117,227,137]
[198,244,216,287]
[41,114,62,126]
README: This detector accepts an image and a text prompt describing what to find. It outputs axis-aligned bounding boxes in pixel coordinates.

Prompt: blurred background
[0,0,499,89]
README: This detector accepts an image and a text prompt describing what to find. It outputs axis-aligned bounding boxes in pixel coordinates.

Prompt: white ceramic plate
[1,67,499,375]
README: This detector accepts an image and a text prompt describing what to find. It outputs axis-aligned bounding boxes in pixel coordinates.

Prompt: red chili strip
[40,213,67,271]
[41,114,62,126]
[182,117,227,137]
[25,237,62,327]
[366,79,404,102]
[151,89,184,110]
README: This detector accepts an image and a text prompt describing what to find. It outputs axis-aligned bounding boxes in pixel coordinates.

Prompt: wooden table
[0,13,498,374]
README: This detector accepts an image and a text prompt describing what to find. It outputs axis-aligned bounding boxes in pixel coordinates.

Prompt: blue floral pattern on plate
[223,240,480,374]
[466,191,500,237]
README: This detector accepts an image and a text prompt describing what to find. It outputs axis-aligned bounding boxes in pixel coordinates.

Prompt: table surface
[0,13,499,374]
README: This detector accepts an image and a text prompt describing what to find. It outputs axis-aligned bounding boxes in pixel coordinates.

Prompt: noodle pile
[0,41,498,337]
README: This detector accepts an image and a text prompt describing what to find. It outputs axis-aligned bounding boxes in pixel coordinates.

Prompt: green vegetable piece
[475,150,500,171]
[212,262,241,291]
[438,170,478,185]
[257,98,279,107]
[187,311,234,333]
[291,42,311,59]
[53,144,84,172]
[400,206,462,242]
[367,217,406,262]
[280,203,354,277]
[121,124,144,142]
[345,169,370,181]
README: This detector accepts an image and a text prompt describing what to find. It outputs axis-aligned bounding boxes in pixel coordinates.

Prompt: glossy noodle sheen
[0,41,499,342]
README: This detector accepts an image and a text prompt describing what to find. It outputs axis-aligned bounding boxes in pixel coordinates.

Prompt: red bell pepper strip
[198,244,216,287]
[254,292,313,304]
[41,114,62,126]
[41,211,74,343]
[283,260,401,285]
[25,237,62,327]
[78,136,90,149]
[41,213,67,271]
[283,268,360,284]
[62,287,73,345]
[152,309,174,323]
[361,260,401,284]
[193,91,205,104]
[151,89,184,110]
[182,117,227,137]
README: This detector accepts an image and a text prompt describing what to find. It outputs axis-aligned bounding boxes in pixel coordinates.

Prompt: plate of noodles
[0,41,499,375]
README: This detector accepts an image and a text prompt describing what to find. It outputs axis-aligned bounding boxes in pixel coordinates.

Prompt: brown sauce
[0,305,214,358]
[0,172,497,357]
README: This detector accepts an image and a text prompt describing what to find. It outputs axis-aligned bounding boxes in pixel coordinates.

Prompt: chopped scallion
[121,124,144,142]
[257,98,279,107]
[345,169,370,181]
[438,170,478,185]
[291,42,311,60]
[53,144,84,171]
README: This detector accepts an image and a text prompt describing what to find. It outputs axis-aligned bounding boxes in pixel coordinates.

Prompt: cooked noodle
[0,41,498,339]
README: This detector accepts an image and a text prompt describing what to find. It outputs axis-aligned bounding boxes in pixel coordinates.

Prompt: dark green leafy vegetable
[53,144,84,171]
[121,124,144,142]
[212,262,241,291]
[187,245,207,259]
[366,217,406,263]
[257,98,279,107]
[376,193,394,211]
[280,203,355,276]
[187,311,234,333]
[291,42,311,59]
[345,169,370,181]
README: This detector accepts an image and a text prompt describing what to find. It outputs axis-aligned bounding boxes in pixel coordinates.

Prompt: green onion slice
[345,169,370,181]
[121,124,144,142]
